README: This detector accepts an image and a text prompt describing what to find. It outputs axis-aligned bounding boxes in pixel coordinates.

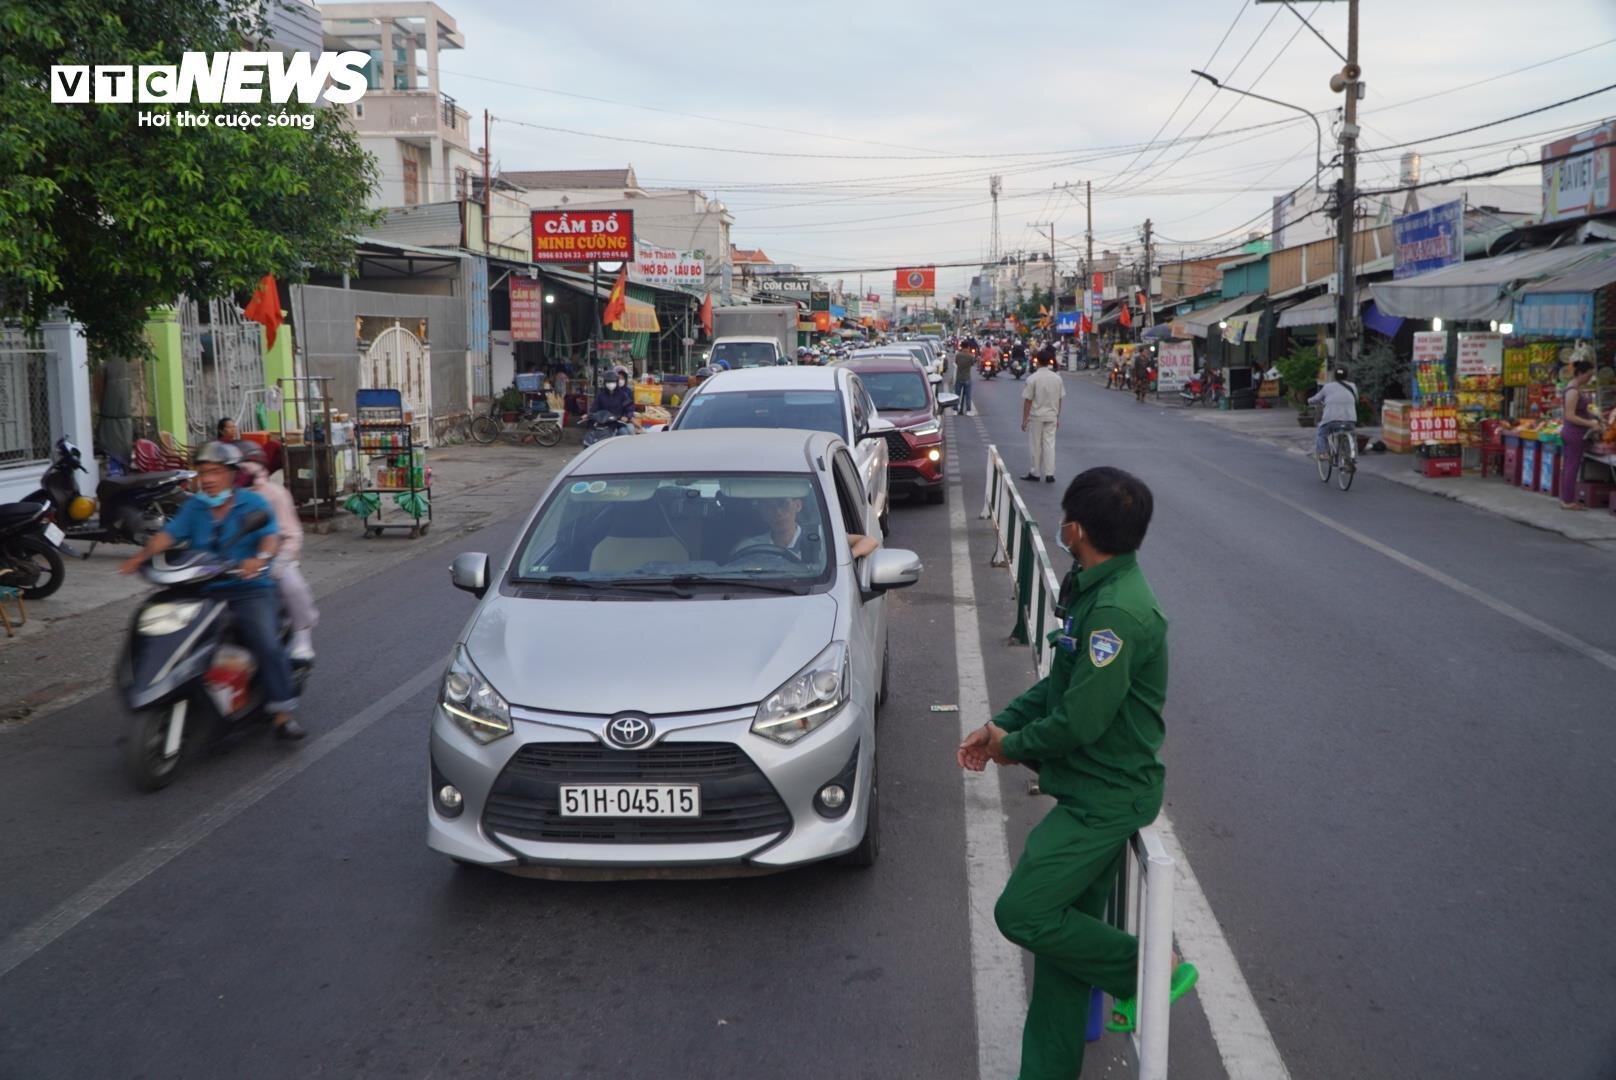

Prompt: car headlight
[751,641,849,746]
[440,646,512,744]
[908,421,940,437]
[137,601,204,636]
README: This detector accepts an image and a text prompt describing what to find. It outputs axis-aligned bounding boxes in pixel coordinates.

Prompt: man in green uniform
[958,465,1193,1079]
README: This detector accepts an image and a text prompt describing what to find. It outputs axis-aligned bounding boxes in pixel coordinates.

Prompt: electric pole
[1142,218,1154,332]
[1334,0,1362,371]
[1028,222,1057,336]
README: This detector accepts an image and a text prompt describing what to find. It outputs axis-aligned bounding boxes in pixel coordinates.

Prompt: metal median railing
[980,444,1178,1080]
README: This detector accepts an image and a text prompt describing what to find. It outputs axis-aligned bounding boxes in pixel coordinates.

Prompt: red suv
[839,354,946,504]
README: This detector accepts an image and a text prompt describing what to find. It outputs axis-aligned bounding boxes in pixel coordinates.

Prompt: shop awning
[1516,243,1616,296]
[1182,294,1260,338]
[1141,323,1175,340]
[1276,292,1336,328]
[1512,245,1616,338]
[1369,244,1608,322]
[610,297,660,333]
[1224,312,1261,345]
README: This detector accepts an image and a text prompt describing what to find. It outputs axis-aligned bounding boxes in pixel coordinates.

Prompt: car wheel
[836,755,879,868]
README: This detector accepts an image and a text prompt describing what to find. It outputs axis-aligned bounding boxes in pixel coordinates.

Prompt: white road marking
[960,412,1293,1080]
[1202,457,1616,675]
[946,421,1027,1080]
[1155,814,1294,1079]
[0,667,441,981]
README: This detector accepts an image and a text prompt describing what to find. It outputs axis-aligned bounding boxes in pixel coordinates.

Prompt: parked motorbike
[1180,370,1224,407]
[0,500,73,599]
[116,523,310,791]
[581,410,639,448]
[30,439,194,551]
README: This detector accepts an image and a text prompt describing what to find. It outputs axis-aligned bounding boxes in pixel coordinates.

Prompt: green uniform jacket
[995,552,1167,819]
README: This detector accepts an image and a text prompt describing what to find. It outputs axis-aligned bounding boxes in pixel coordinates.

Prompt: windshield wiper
[659,574,808,596]
[518,574,691,598]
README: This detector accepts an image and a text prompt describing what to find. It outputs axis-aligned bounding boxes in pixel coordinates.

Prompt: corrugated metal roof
[500,168,637,190]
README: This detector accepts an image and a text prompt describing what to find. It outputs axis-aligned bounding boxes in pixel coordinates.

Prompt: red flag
[601,266,628,327]
[1119,305,1133,328]
[243,274,282,349]
[1080,315,1092,334]
[699,293,713,337]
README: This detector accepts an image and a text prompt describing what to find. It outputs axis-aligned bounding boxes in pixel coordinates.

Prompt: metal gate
[362,323,432,444]
[178,296,266,444]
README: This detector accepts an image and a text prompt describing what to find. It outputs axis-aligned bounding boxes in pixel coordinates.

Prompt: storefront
[1371,242,1616,496]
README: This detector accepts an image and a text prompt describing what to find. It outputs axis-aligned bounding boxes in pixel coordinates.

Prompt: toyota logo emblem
[605,713,654,749]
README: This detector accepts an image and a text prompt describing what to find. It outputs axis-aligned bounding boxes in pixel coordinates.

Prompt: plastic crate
[1574,480,1615,508]
[1420,456,1461,478]
[1538,444,1561,497]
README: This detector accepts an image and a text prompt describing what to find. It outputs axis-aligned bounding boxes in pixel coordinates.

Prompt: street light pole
[1189,70,1325,191]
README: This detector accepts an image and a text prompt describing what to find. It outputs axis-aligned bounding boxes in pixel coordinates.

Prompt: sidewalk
[1168,391,1616,544]
[0,440,575,725]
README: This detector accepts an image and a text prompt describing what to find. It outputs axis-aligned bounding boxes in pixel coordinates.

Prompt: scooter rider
[591,372,635,422]
[119,441,305,741]
[237,442,318,662]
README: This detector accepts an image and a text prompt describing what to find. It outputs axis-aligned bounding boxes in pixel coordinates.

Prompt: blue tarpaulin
[1362,300,1404,338]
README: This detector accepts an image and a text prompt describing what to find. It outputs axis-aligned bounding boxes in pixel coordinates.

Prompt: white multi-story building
[321,1,481,208]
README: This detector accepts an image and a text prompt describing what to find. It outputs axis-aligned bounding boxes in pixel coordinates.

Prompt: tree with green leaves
[0,0,378,358]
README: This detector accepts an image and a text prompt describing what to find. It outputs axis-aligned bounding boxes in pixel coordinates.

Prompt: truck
[709,304,799,367]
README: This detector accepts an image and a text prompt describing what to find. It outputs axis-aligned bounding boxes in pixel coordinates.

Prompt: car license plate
[43,523,65,547]
[559,784,700,818]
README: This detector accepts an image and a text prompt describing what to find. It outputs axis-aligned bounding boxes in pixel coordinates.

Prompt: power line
[1365,82,1616,153]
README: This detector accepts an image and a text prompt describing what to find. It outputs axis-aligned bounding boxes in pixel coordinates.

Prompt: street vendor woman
[957,466,1197,1079]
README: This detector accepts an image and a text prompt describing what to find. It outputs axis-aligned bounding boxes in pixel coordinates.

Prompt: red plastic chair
[1478,419,1505,478]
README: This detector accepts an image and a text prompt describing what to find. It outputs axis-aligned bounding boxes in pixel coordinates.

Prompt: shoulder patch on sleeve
[1088,628,1123,668]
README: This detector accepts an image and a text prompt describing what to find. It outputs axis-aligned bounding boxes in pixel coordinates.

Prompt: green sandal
[1105,962,1199,1033]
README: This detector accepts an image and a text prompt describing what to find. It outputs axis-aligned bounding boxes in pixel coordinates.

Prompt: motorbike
[116,523,310,791]
[0,500,73,600]
[979,355,999,380]
[1180,370,1224,407]
[1108,361,1127,390]
[30,438,193,551]
[1009,357,1027,380]
[581,410,639,448]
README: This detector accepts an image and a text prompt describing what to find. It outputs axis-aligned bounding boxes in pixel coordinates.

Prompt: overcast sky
[427,0,1616,301]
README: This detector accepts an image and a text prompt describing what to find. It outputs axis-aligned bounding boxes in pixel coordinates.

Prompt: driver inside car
[730,496,878,561]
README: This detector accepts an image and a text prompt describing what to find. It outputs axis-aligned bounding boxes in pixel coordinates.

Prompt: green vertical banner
[261,324,296,432]
[143,307,187,440]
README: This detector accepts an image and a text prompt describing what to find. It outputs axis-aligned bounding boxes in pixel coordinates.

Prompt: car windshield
[710,342,779,367]
[861,372,930,412]
[513,473,832,586]
[673,390,846,439]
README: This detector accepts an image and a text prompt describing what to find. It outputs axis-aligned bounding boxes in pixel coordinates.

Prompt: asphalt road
[1,371,1612,1079]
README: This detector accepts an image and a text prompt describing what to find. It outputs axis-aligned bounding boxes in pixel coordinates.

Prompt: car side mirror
[860,416,897,440]
[450,552,490,597]
[868,548,922,593]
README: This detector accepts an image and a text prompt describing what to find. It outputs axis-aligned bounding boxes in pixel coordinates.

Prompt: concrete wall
[296,284,468,426]
[0,321,95,504]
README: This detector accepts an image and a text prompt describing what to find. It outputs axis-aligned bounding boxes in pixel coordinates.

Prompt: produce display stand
[352,388,431,539]
[277,376,342,531]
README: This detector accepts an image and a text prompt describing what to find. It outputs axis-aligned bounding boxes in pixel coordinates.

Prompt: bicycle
[469,404,563,447]
[1316,422,1357,491]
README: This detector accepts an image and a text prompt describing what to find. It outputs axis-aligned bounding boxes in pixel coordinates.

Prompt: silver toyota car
[428,428,921,876]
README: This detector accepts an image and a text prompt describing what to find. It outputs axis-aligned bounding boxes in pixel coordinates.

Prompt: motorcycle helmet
[194,440,243,468]
[68,495,96,522]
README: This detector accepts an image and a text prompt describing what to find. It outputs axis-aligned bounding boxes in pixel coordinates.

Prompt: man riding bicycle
[1309,367,1359,460]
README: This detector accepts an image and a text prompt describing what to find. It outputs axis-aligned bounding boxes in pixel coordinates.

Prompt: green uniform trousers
[994,803,1141,1080]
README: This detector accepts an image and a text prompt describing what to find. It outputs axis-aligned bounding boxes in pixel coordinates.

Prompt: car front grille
[883,431,914,461]
[483,741,793,845]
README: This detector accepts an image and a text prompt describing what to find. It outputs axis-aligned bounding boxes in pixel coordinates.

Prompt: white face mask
[605,382,618,391]
[1057,521,1077,557]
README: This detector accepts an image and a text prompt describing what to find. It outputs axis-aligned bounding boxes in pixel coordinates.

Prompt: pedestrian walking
[1022,355,1064,482]
[1558,357,1606,509]
[958,466,1197,1080]
[953,346,975,415]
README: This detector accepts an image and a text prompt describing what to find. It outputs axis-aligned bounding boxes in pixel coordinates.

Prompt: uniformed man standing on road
[1021,354,1065,483]
[958,466,1197,1080]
